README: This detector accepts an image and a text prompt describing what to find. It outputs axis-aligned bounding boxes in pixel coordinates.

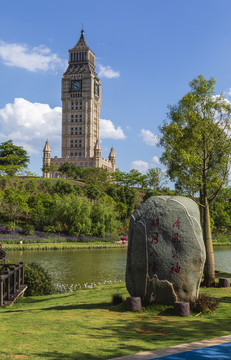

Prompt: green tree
[90,198,118,237]
[58,162,83,179]
[85,184,101,200]
[0,140,30,176]
[52,179,75,196]
[210,187,231,234]
[81,167,110,191]
[146,167,167,190]
[52,194,92,236]
[1,189,29,226]
[159,75,231,286]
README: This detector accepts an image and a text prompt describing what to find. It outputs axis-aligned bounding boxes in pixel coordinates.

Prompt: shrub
[23,224,35,236]
[5,222,16,232]
[24,262,55,296]
[112,294,123,305]
[190,294,219,314]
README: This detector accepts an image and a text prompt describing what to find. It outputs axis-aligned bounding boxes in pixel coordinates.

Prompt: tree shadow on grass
[32,316,231,360]
[41,301,111,311]
[219,296,231,303]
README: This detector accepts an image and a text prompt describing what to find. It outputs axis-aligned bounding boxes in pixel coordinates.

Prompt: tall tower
[61,28,101,162]
[42,140,51,178]
[42,29,116,177]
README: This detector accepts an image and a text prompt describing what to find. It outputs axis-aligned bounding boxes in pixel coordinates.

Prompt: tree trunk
[202,198,215,286]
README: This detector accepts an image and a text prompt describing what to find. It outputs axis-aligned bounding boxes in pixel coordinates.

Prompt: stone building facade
[43,29,116,178]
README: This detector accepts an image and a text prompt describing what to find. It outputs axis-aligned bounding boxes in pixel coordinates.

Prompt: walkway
[109,334,231,360]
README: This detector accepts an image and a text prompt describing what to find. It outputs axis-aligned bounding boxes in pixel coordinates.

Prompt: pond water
[5,247,231,288]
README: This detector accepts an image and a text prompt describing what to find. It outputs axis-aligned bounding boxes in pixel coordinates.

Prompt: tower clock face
[71,80,82,92]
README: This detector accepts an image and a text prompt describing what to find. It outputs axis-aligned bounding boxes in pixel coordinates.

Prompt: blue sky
[1,0,231,176]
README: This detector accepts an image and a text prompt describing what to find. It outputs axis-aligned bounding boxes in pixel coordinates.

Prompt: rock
[126,196,206,305]
[174,302,190,317]
[126,297,141,311]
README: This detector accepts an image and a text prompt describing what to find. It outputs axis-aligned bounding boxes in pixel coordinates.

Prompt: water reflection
[6,248,128,287]
[5,247,231,287]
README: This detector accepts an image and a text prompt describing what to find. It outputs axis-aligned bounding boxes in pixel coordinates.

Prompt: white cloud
[98,64,120,78]
[130,160,149,173]
[100,118,126,139]
[0,98,61,154]
[0,41,66,72]
[152,155,160,164]
[140,129,159,146]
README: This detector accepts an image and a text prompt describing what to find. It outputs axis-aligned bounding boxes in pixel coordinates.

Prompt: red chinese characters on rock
[171,262,181,274]
[172,218,180,230]
[171,218,181,274]
[171,249,180,258]
[149,248,159,257]
[151,232,158,244]
[171,232,180,243]
[149,218,160,274]
[152,218,160,228]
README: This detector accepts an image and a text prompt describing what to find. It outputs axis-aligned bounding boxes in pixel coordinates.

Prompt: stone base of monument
[174,302,190,317]
[126,297,141,311]
[219,278,230,287]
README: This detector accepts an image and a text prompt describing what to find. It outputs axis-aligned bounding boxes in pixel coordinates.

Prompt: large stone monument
[126,196,206,305]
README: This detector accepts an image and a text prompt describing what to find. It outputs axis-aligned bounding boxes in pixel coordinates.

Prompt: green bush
[23,224,35,236]
[24,262,55,296]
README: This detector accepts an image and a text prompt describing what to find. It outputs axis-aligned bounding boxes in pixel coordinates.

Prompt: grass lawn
[0,274,230,360]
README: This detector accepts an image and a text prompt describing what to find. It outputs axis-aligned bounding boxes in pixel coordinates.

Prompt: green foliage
[146,168,167,190]
[0,140,30,176]
[160,75,231,200]
[25,180,37,194]
[90,198,118,237]
[210,187,231,234]
[84,184,101,200]
[159,75,231,286]
[5,221,16,232]
[52,194,92,236]
[58,162,83,179]
[23,224,35,236]
[24,262,55,296]
[51,179,75,196]
[38,179,53,194]
[81,167,110,190]
[1,188,29,224]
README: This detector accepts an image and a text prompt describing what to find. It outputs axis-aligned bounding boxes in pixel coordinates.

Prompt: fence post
[0,279,3,306]
[13,268,16,294]
[20,262,24,285]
